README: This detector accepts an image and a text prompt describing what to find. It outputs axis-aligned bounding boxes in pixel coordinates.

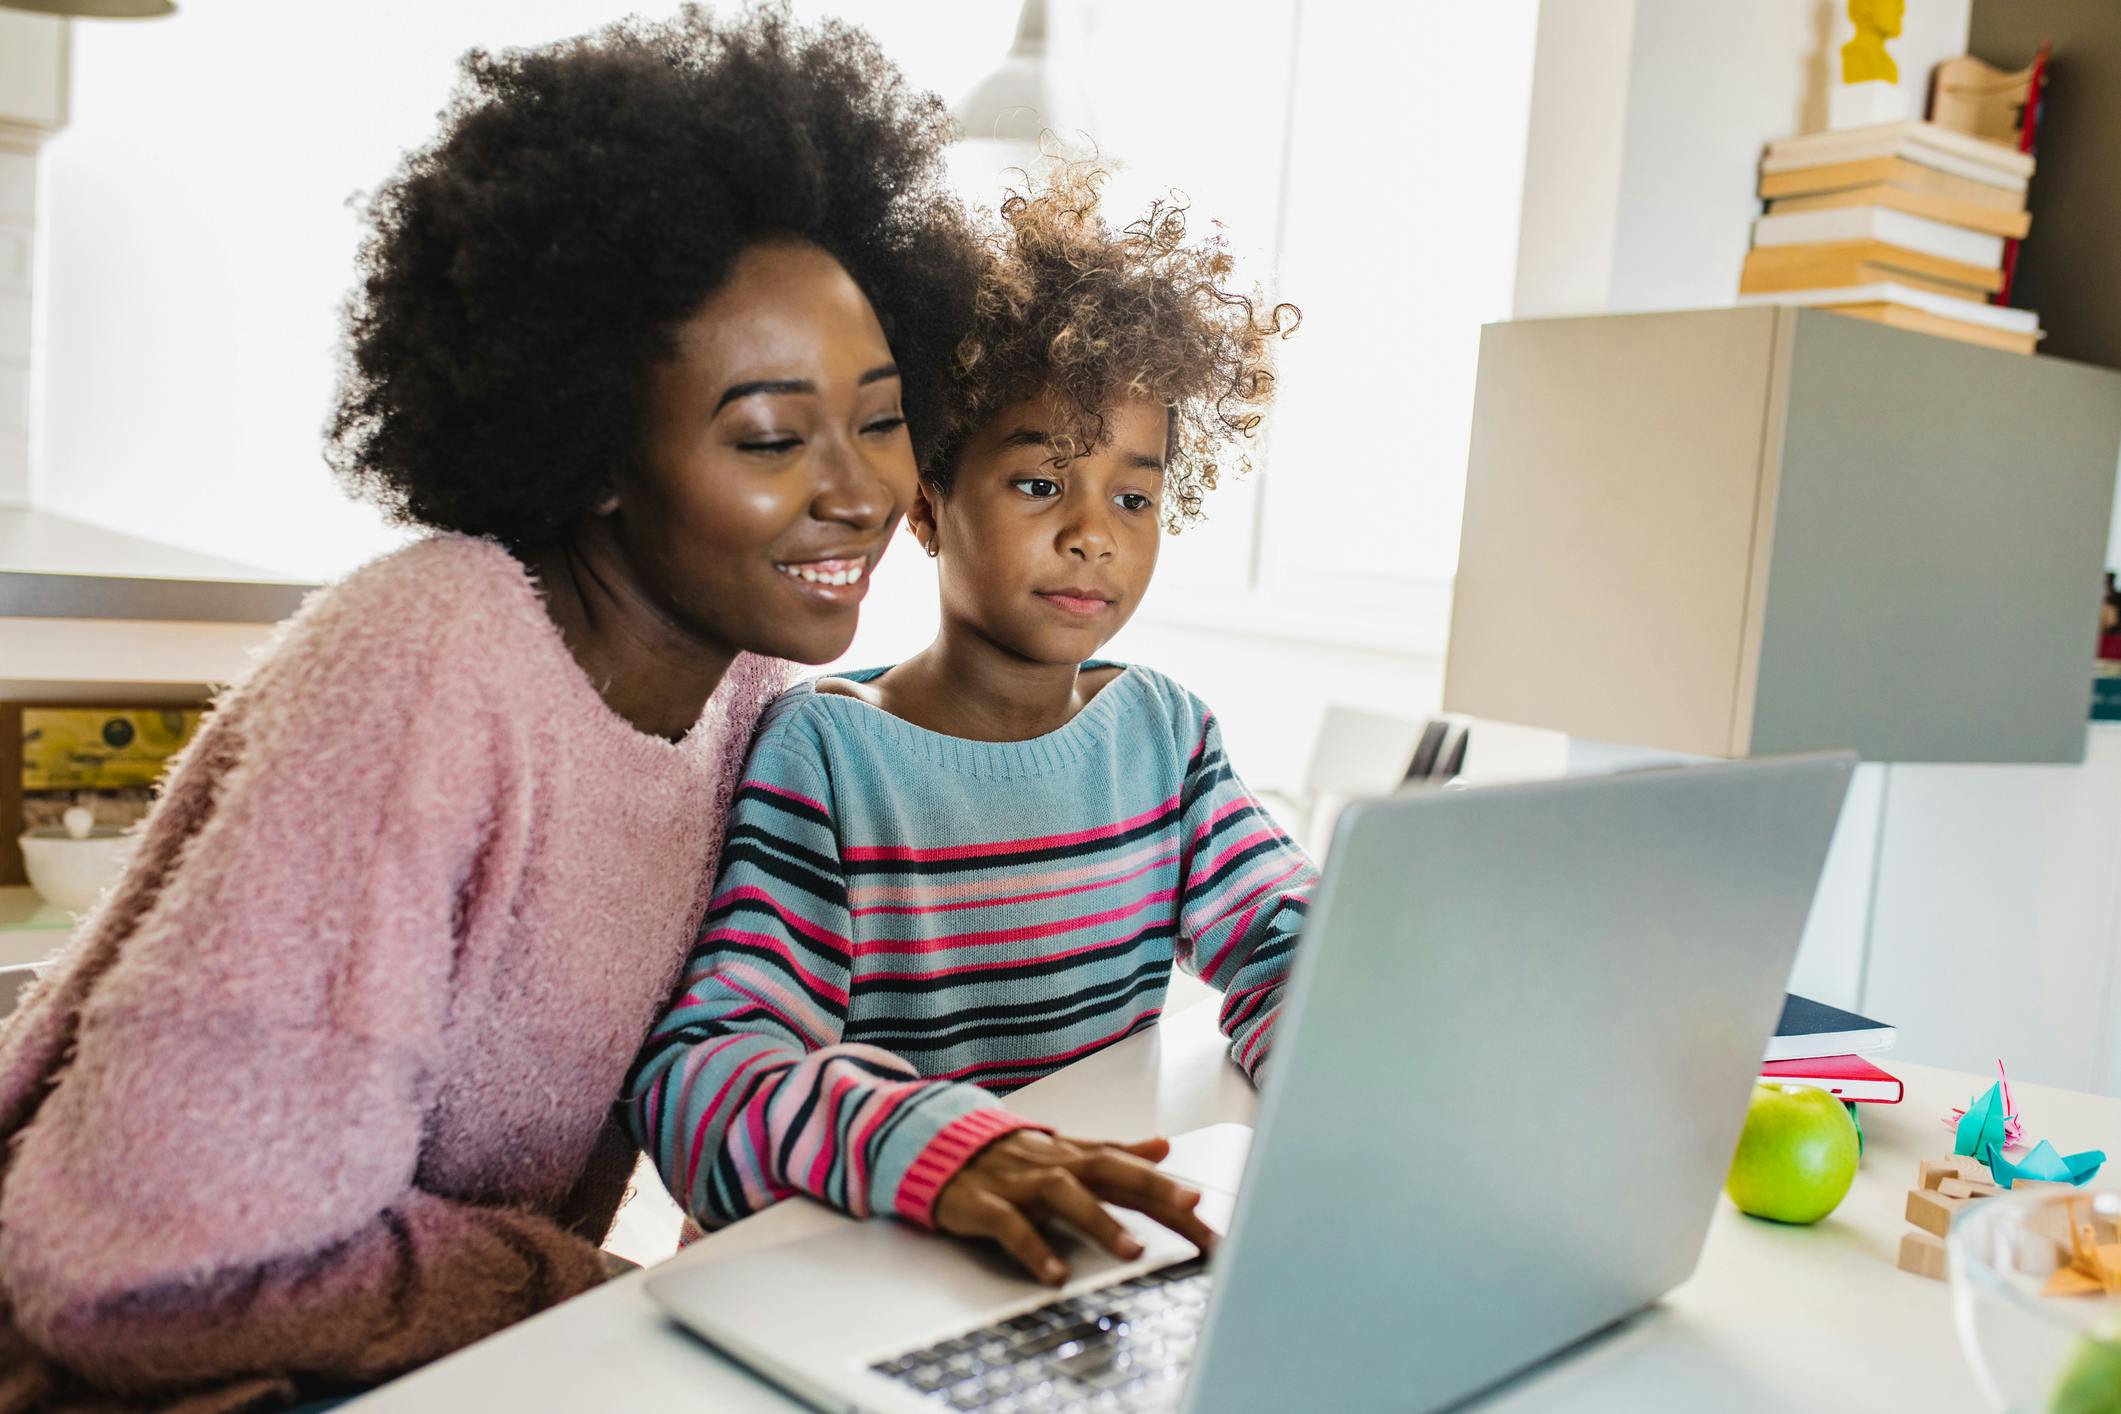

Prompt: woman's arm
[1174,704,1319,1080]
[0,607,605,1395]
[626,746,1046,1231]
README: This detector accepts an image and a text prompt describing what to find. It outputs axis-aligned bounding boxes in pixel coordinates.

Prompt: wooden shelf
[0,885,71,969]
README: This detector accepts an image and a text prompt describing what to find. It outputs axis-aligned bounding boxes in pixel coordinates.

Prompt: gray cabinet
[1444,307,2121,763]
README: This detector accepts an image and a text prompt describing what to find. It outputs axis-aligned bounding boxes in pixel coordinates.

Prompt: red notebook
[1759,1053,1903,1104]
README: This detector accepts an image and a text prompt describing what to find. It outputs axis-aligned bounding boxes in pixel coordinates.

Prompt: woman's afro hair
[327,3,981,550]
[927,162,1299,530]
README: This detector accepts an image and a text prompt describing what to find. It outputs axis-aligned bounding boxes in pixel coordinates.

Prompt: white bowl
[17,828,137,913]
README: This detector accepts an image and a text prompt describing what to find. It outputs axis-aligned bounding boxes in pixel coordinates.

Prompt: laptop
[647,752,1855,1413]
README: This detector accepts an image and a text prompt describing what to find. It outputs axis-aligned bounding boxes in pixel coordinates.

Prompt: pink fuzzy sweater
[0,535,788,1410]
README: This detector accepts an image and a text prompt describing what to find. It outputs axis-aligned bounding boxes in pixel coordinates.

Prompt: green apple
[2052,1315,2121,1414]
[1724,1083,1861,1224]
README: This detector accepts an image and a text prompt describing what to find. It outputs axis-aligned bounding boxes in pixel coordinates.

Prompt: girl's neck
[884,623,1096,743]
[524,524,736,742]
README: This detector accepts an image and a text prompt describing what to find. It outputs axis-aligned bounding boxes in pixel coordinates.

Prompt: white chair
[1270,708,1476,857]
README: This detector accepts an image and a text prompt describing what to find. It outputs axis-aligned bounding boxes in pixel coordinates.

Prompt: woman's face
[611,239,917,665]
[915,392,1168,667]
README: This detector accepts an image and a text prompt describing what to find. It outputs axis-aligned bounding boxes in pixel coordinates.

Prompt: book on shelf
[1828,302,2037,355]
[1764,184,2030,239]
[1739,239,2003,298]
[1754,206,2004,269]
[1737,281,2037,334]
[1759,155,2028,212]
[1762,119,2034,186]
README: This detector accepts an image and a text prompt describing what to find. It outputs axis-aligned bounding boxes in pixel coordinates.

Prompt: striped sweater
[626,664,1314,1232]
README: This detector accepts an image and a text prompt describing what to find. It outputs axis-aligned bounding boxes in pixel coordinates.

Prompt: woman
[0,8,977,1410]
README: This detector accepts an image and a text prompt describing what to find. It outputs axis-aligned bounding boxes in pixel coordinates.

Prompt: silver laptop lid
[1183,753,1854,1414]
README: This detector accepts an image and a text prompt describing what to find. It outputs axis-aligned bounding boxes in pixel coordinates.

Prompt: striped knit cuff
[893,1108,1053,1229]
[1233,1006,1280,1080]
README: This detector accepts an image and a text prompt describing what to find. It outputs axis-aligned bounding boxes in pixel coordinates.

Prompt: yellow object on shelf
[21,707,200,791]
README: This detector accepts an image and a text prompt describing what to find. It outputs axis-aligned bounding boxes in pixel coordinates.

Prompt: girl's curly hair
[927,162,1299,529]
[327,4,981,550]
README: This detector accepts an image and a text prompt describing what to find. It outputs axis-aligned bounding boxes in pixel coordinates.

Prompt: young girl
[628,167,1304,1285]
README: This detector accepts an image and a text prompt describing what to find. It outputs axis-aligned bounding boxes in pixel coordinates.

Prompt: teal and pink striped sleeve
[1174,706,1316,1079]
[623,746,1046,1230]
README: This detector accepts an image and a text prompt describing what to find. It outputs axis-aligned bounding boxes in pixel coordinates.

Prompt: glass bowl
[1951,1187,2121,1413]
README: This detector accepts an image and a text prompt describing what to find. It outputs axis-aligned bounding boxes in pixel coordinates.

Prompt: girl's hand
[932,1131,1218,1284]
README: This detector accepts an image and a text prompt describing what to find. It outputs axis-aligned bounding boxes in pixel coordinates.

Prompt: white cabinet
[1862,726,2121,1093]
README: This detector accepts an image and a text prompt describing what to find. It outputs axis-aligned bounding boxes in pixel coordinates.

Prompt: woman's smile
[775,550,878,607]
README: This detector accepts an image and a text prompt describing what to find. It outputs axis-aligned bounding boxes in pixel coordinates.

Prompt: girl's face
[913,392,1168,666]
[609,238,917,665]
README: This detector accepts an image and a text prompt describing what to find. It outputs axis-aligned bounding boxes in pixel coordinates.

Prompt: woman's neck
[880,623,1093,742]
[523,525,736,741]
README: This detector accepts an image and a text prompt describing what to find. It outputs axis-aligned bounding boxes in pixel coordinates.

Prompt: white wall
[0,137,31,508]
[0,6,61,508]
[1510,0,1635,319]
[30,1,1015,580]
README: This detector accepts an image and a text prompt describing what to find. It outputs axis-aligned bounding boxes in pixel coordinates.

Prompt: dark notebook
[1766,993,1896,1062]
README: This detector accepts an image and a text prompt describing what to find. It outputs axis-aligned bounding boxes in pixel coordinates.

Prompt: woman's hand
[933,1132,1218,1284]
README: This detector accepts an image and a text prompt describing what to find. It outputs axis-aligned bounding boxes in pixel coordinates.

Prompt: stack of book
[1760,994,1902,1103]
[1738,120,2040,355]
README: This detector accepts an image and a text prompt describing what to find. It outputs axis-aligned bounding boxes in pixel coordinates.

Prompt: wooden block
[2014,1232,2067,1277]
[1907,1187,1968,1239]
[1920,1157,1987,1190]
[2026,1200,2078,1244]
[1899,1229,1949,1281]
[1939,1177,2002,1200]
[2010,1178,2073,1196]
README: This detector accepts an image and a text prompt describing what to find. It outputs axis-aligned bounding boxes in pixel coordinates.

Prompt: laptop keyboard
[868,1257,1212,1412]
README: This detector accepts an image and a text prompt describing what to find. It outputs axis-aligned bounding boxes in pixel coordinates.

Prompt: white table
[352,1002,2121,1412]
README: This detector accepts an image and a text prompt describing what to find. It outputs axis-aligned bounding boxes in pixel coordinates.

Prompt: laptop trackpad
[646,1123,1251,1376]
[1156,1121,1251,1198]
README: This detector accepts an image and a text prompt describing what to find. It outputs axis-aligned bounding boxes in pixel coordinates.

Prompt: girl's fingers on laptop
[935,1130,1216,1280]
[948,1189,1069,1284]
[1080,1153,1220,1255]
[1035,1170,1147,1264]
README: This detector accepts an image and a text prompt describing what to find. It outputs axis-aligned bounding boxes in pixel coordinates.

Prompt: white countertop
[351,1001,2117,1412]
[0,507,317,628]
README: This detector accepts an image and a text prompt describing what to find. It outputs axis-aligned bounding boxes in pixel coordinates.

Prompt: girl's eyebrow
[997,425,1162,467]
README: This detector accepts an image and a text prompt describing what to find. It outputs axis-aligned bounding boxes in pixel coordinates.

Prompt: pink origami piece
[1944,1060,2026,1152]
